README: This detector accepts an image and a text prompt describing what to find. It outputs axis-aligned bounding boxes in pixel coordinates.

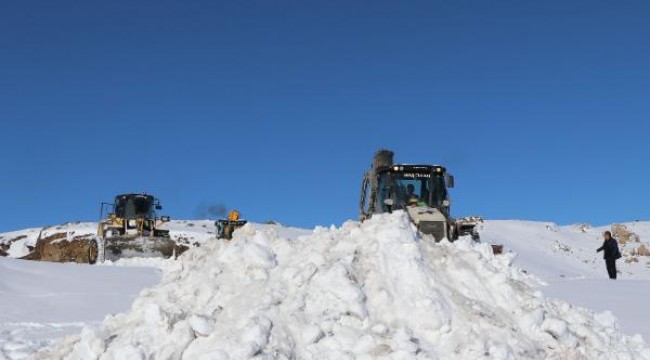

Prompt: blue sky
[1,1,649,232]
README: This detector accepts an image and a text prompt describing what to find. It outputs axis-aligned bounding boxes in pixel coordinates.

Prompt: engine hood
[405,206,447,224]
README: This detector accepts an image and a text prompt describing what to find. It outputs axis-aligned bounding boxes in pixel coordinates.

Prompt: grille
[419,221,446,242]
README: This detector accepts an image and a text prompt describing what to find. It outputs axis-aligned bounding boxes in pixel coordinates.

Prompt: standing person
[597,231,622,279]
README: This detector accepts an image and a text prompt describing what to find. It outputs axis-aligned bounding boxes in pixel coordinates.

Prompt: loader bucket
[101,236,188,262]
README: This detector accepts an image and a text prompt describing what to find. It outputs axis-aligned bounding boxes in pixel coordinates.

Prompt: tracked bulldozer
[216,210,247,240]
[360,150,486,246]
[96,193,181,261]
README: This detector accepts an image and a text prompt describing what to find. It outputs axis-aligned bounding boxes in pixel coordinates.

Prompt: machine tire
[448,223,459,242]
[88,239,99,264]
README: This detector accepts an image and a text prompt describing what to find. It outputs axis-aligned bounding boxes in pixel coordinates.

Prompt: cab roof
[115,193,155,199]
[376,164,447,174]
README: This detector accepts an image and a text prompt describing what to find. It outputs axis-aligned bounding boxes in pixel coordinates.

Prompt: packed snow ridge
[40,212,649,359]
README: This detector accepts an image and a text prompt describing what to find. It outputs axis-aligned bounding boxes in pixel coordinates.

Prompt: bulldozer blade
[100,236,185,262]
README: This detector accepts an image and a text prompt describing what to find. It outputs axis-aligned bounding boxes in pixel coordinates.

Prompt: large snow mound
[40,212,649,359]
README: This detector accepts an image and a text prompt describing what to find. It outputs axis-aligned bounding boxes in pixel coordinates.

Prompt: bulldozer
[96,193,182,261]
[215,210,248,240]
[360,150,488,246]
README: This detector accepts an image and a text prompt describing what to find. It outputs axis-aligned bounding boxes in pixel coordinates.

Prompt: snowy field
[0,215,649,359]
[481,220,650,341]
[0,257,160,359]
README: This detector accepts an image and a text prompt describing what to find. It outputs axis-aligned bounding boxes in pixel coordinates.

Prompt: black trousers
[605,258,617,279]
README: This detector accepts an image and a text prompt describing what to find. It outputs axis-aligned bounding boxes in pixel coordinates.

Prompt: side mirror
[446,175,455,188]
[160,216,171,222]
[155,205,163,210]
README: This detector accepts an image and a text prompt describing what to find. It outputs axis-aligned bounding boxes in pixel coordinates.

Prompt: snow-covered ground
[480,220,650,281]
[544,280,650,342]
[0,220,310,359]
[480,220,650,342]
[1,216,649,359]
[0,257,160,359]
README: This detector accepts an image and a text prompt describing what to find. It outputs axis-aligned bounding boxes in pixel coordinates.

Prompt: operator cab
[113,194,162,219]
[374,165,454,214]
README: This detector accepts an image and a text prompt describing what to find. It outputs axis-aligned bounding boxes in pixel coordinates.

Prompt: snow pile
[38,213,650,359]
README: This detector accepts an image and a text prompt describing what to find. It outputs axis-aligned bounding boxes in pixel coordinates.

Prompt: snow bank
[40,213,650,359]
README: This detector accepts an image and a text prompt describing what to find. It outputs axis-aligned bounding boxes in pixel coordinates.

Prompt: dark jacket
[597,238,621,260]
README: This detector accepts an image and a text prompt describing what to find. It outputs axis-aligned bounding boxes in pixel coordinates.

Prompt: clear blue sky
[1,1,649,232]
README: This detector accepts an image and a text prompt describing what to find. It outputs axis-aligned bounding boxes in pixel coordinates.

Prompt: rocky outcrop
[611,224,641,245]
[631,244,650,257]
[21,232,97,264]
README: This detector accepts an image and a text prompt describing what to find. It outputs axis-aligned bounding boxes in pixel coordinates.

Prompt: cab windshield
[375,171,447,212]
[114,195,155,219]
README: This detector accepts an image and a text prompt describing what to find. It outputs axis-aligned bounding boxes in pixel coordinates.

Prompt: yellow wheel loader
[97,193,182,261]
[215,210,247,240]
[360,150,501,254]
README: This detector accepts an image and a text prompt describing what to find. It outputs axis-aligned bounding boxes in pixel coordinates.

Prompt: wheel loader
[216,210,247,240]
[359,150,501,252]
[96,193,181,261]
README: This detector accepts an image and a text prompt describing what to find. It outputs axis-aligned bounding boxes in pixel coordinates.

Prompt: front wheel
[447,223,459,242]
[88,239,99,264]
